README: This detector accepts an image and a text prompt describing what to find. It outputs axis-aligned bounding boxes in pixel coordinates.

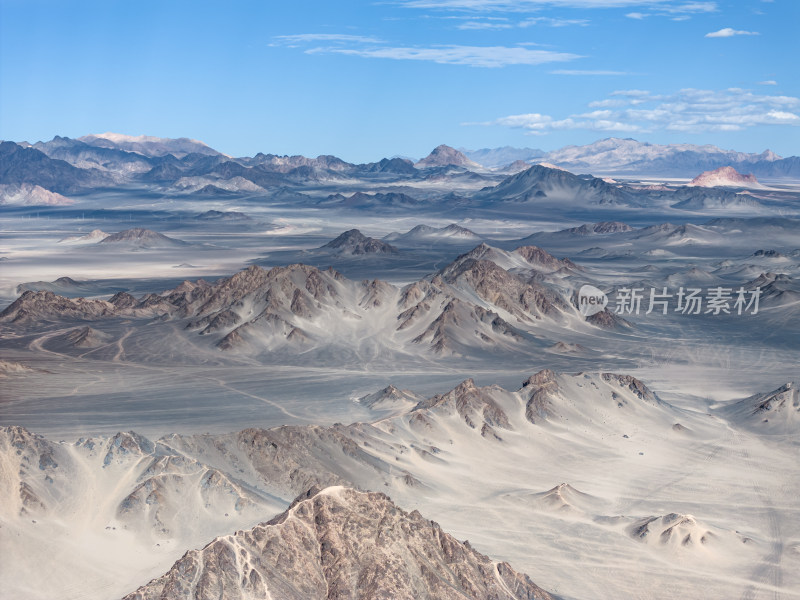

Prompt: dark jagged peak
[633,222,678,237]
[100,228,187,248]
[391,224,437,239]
[246,152,352,173]
[0,426,61,516]
[480,164,628,205]
[0,290,116,324]
[122,486,554,600]
[520,369,560,424]
[548,341,588,354]
[0,141,109,194]
[410,297,523,356]
[384,223,482,243]
[109,291,138,309]
[100,431,156,466]
[358,385,423,413]
[438,243,521,276]
[670,185,761,210]
[439,252,570,322]
[322,190,420,208]
[359,156,418,174]
[414,378,512,435]
[56,276,78,286]
[191,184,238,195]
[320,228,398,255]
[751,249,785,259]
[15,275,96,295]
[502,159,533,173]
[415,144,482,170]
[569,221,633,235]
[745,271,792,288]
[440,223,480,238]
[742,272,799,306]
[62,325,110,348]
[194,209,251,221]
[601,374,659,404]
[0,426,57,468]
[586,309,630,330]
[513,245,578,272]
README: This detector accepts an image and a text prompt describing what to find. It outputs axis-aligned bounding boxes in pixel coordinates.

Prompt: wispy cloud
[272,34,384,46]
[520,17,590,26]
[273,34,580,67]
[705,27,759,38]
[472,88,800,134]
[456,20,513,29]
[759,80,778,86]
[621,1,717,19]
[307,44,580,67]
[662,2,716,13]
[397,0,704,9]
[456,15,588,29]
[395,0,716,11]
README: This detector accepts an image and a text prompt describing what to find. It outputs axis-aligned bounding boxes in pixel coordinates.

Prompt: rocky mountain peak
[123,486,555,600]
[416,145,481,170]
[689,165,759,187]
[321,229,398,255]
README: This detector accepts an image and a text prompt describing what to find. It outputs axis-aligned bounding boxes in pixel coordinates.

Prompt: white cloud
[610,89,652,97]
[588,98,629,107]
[457,20,513,29]
[705,27,759,38]
[519,17,589,26]
[274,33,579,67]
[759,80,778,86]
[455,16,589,28]
[272,34,384,46]
[396,0,718,13]
[397,0,699,9]
[475,88,800,135]
[622,2,716,19]
[663,2,716,13]
[306,45,580,67]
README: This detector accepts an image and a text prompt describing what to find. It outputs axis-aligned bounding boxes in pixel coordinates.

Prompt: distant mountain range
[460,146,546,167]
[2,135,799,208]
[533,138,797,178]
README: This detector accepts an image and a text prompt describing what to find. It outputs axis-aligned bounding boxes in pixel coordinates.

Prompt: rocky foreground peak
[123,486,555,600]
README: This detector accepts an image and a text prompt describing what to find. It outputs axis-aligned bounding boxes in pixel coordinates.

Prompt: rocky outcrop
[122,486,555,600]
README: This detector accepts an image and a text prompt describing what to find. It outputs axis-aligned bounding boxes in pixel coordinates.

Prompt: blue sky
[0,0,797,162]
